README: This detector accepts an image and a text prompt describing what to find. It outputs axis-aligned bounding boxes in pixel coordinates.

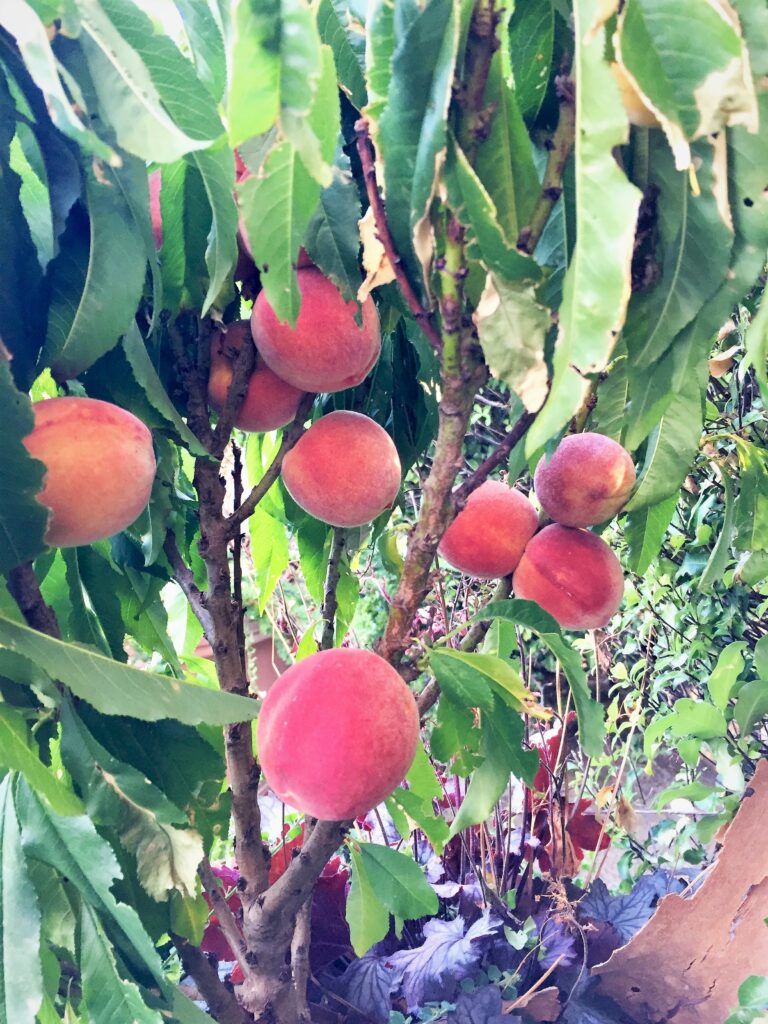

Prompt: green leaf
[174,0,227,103]
[44,163,146,378]
[479,600,605,758]
[644,698,727,757]
[733,439,768,553]
[346,845,389,956]
[295,516,330,605]
[377,0,459,292]
[744,292,768,405]
[699,473,736,591]
[157,158,211,311]
[77,0,221,163]
[304,149,363,303]
[17,779,165,985]
[755,634,768,679]
[525,0,641,456]
[317,0,367,110]
[734,680,768,737]
[0,1,117,163]
[429,697,476,765]
[655,780,715,810]
[707,642,747,710]
[429,649,497,713]
[508,0,554,123]
[617,0,757,170]
[387,787,449,854]
[79,902,162,1024]
[358,843,438,920]
[405,741,441,802]
[0,775,43,1024]
[249,507,290,615]
[0,358,48,572]
[187,146,238,316]
[625,494,678,574]
[227,0,280,143]
[0,615,258,726]
[0,705,82,816]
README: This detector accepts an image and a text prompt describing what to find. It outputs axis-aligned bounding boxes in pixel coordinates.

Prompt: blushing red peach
[438,481,539,578]
[513,524,624,630]
[207,321,305,432]
[281,411,401,527]
[534,432,636,528]
[257,647,420,820]
[23,397,156,548]
[251,268,381,393]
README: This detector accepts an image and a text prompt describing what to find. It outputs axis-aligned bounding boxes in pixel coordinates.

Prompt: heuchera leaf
[333,954,393,1024]
[579,872,682,943]
[447,985,509,1024]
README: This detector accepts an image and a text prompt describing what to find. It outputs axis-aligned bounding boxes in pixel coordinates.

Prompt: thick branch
[211,328,256,459]
[516,77,575,255]
[453,409,536,506]
[225,392,315,538]
[354,118,443,355]
[167,315,216,452]
[173,934,253,1024]
[200,858,251,978]
[291,898,312,1023]
[163,532,214,638]
[456,0,502,158]
[7,562,61,638]
[417,574,513,718]
[319,528,346,651]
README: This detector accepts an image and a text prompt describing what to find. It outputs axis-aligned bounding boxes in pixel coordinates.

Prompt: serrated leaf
[346,846,389,956]
[734,680,768,737]
[0,358,48,572]
[174,0,227,103]
[304,149,362,303]
[525,0,641,456]
[429,649,497,713]
[359,844,438,921]
[625,494,678,574]
[699,472,735,591]
[80,902,162,1023]
[0,705,82,816]
[405,741,441,801]
[44,163,145,378]
[0,775,43,1024]
[387,788,449,854]
[249,507,290,615]
[508,0,554,123]
[707,642,747,710]
[158,158,211,311]
[317,0,367,110]
[733,440,768,553]
[0,615,258,726]
[186,145,238,315]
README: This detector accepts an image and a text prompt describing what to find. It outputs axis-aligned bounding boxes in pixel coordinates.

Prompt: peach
[534,432,636,527]
[149,170,162,248]
[257,647,420,820]
[251,268,381,392]
[281,411,401,527]
[207,321,305,432]
[438,481,539,578]
[23,397,156,548]
[513,524,624,630]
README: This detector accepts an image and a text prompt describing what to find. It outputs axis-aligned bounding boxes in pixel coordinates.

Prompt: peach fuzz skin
[23,397,156,548]
[438,481,539,578]
[534,432,636,528]
[513,524,624,630]
[281,411,401,528]
[256,647,420,820]
[207,321,305,433]
[251,268,381,393]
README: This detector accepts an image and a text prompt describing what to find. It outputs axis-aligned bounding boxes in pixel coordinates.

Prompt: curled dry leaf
[357,207,396,302]
[709,343,741,378]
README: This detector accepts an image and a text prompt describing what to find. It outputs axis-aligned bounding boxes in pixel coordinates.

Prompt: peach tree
[0,1,766,1022]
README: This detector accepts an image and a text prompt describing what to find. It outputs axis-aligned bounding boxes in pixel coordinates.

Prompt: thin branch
[354,118,443,355]
[417,574,513,717]
[320,528,346,651]
[516,76,576,255]
[455,0,502,158]
[166,315,216,452]
[172,933,253,1024]
[453,409,536,506]
[163,532,214,638]
[199,858,251,978]
[291,898,312,1023]
[211,328,256,459]
[7,562,61,638]
[225,392,315,538]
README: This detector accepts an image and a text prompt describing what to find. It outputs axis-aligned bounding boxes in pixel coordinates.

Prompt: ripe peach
[513,524,624,630]
[534,432,636,527]
[207,321,305,432]
[257,647,420,820]
[23,397,156,548]
[281,411,401,527]
[438,481,538,578]
[251,268,381,392]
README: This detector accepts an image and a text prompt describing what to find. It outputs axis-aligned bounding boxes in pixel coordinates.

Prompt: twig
[172,933,253,1024]
[320,528,346,650]
[455,0,502,158]
[454,409,536,506]
[7,562,61,638]
[516,76,576,255]
[163,532,214,638]
[211,328,256,459]
[166,314,216,452]
[231,443,246,668]
[225,393,315,538]
[417,574,513,717]
[354,118,443,355]
[199,858,251,978]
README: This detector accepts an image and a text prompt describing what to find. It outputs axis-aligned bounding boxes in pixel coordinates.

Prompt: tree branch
[453,409,536,506]
[7,562,61,638]
[211,327,256,459]
[173,933,253,1024]
[163,532,214,639]
[225,392,315,539]
[199,858,251,978]
[291,898,312,1023]
[516,76,575,255]
[354,118,443,355]
[320,528,346,651]
[166,314,216,453]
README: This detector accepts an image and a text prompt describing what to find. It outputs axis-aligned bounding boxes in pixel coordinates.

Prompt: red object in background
[531,712,577,793]
[200,864,242,961]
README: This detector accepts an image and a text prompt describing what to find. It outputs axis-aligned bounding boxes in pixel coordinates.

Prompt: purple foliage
[331,954,394,1024]
[578,871,683,943]
[535,911,578,970]
[446,986,516,1024]
[387,911,502,1011]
